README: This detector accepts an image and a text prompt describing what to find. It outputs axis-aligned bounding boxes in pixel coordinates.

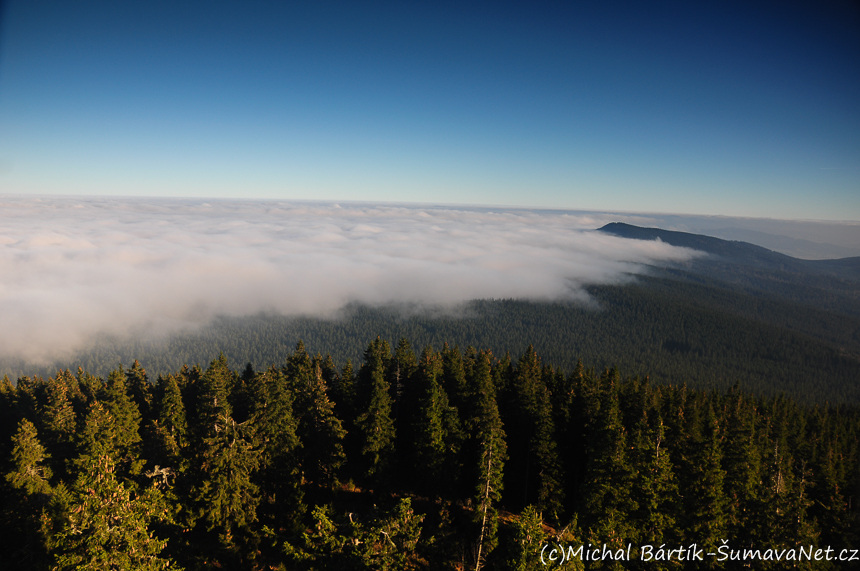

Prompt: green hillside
[8,278,859,404]
[6,224,859,405]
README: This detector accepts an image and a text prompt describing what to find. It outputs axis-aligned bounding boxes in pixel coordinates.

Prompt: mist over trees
[1,340,858,570]
[12,278,859,406]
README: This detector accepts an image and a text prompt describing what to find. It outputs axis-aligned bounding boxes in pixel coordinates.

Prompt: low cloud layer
[0,196,701,363]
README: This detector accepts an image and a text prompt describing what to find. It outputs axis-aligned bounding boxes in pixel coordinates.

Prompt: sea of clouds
[0,196,702,363]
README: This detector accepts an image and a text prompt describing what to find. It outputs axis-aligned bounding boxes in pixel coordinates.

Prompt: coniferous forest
[6,225,859,407]
[4,0,859,566]
[2,339,858,570]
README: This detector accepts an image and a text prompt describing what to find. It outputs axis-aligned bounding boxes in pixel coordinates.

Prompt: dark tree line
[8,280,860,406]
[1,339,858,570]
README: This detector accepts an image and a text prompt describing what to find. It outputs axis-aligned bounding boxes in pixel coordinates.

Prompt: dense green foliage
[14,277,859,404]
[11,224,859,406]
[1,340,858,570]
[599,222,860,318]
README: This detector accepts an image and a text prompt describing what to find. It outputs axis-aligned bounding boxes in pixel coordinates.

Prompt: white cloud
[0,196,702,362]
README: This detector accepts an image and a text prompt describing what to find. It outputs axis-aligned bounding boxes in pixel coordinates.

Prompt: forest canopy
[1,339,857,570]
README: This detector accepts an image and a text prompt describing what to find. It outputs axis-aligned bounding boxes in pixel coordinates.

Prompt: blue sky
[1,0,858,219]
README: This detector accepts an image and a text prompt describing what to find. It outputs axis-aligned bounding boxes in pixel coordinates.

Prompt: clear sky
[1,0,858,220]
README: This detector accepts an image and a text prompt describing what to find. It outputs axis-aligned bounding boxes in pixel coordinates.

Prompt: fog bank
[0,196,702,363]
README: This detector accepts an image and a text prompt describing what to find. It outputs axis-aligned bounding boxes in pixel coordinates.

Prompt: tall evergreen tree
[6,419,53,497]
[330,359,356,426]
[229,363,256,424]
[502,506,582,571]
[0,375,19,461]
[193,353,233,445]
[555,360,588,516]
[390,338,418,424]
[2,419,53,570]
[74,368,101,406]
[465,351,507,571]
[811,437,852,548]
[722,391,763,541]
[47,454,177,571]
[680,402,728,557]
[440,343,468,415]
[409,346,456,495]
[630,413,678,547]
[73,401,122,473]
[40,374,77,480]
[354,338,396,487]
[143,374,189,480]
[154,373,188,449]
[249,366,304,533]
[286,344,346,488]
[41,373,76,442]
[191,413,260,551]
[125,360,153,422]
[102,367,143,474]
[13,375,45,426]
[502,346,564,519]
[581,370,637,552]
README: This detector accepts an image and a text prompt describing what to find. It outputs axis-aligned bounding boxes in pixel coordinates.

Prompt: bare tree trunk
[475,445,492,571]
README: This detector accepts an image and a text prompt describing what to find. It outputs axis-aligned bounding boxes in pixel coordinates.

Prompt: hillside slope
[5,224,859,405]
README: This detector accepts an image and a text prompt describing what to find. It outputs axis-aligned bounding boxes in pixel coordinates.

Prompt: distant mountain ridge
[598,222,860,280]
[598,222,860,319]
[704,226,860,260]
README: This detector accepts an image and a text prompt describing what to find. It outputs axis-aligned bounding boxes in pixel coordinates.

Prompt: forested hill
[599,222,860,318]
[598,222,860,281]
[7,286,860,405]
[3,224,859,404]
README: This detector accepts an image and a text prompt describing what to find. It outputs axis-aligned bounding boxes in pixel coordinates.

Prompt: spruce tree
[502,346,564,519]
[390,338,418,424]
[286,344,346,488]
[331,359,356,425]
[440,343,468,415]
[73,401,121,472]
[74,368,101,406]
[754,404,797,550]
[48,454,177,571]
[14,375,44,427]
[249,366,304,533]
[354,338,396,487]
[2,419,54,570]
[811,438,852,549]
[6,419,53,497]
[143,374,189,478]
[581,370,637,552]
[193,353,233,445]
[409,346,452,495]
[0,375,18,463]
[155,373,188,450]
[41,374,76,447]
[229,363,255,424]
[630,413,677,547]
[503,506,582,571]
[722,392,763,540]
[125,360,153,422]
[680,403,728,556]
[466,351,507,571]
[102,367,143,473]
[191,413,260,551]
